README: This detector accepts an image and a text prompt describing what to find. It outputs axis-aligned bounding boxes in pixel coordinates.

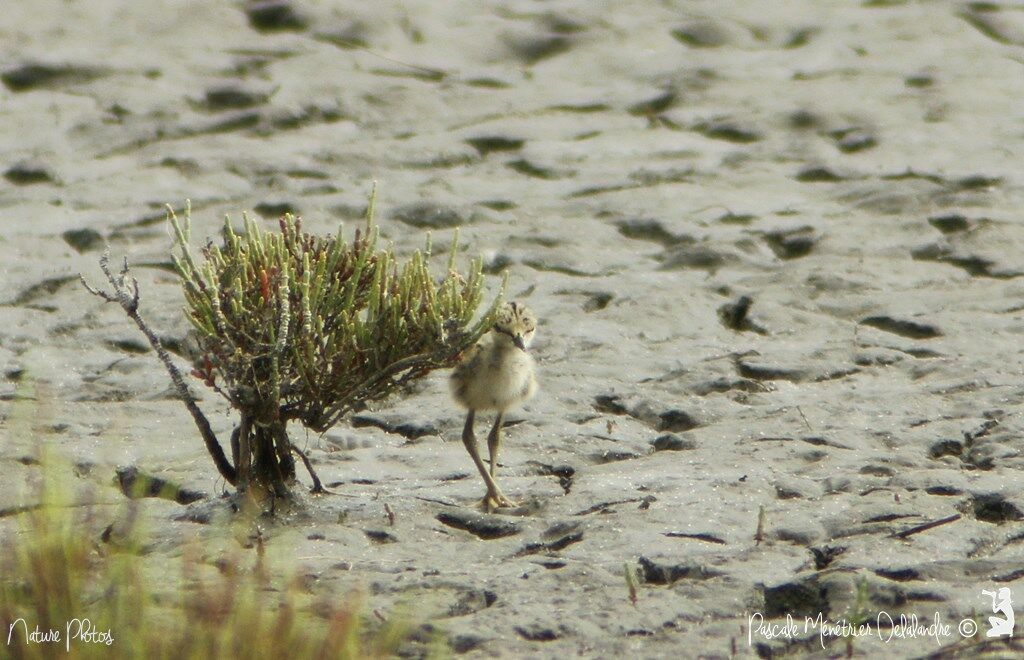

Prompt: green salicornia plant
[83,189,502,497]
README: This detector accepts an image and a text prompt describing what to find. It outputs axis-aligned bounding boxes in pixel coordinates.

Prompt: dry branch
[81,250,237,485]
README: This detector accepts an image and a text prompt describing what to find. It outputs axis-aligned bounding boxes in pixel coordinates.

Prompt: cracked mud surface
[3,1,1024,657]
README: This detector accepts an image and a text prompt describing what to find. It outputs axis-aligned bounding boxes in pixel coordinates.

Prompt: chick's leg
[461,410,514,511]
[487,412,504,478]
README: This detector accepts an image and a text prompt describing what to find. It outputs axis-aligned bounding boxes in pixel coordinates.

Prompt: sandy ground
[4,0,1024,657]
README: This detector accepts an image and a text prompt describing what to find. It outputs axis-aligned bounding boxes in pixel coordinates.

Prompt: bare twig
[797,406,812,431]
[81,250,237,485]
[624,562,639,607]
[572,498,644,516]
[412,495,457,507]
[892,514,962,539]
[755,505,766,545]
[289,443,326,494]
[663,532,727,545]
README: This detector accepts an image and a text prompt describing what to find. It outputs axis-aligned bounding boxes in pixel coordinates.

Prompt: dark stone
[513,532,584,557]
[926,485,963,496]
[765,227,817,259]
[627,90,678,116]
[245,1,308,32]
[638,556,720,584]
[795,166,843,182]
[670,21,729,48]
[860,316,942,339]
[954,174,1001,190]
[514,625,559,641]
[718,211,757,225]
[5,161,55,185]
[481,249,509,272]
[478,199,516,211]
[436,510,521,539]
[658,409,699,432]
[465,136,524,156]
[203,84,270,111]
[62,228,104,253]
[910,244,1017,279]
[973,494,1024,524]
[694,120,761,143]
[928,439,963,459]
[590,450,642,464]
[253,201,298,219]
[582,292,613,312]
[775,484,803,500]
[906,590,947,603]
[905,74,934,88]
[392,202,468,229]
[651,434,697,453]
[616,218,684,246]
[592,394,628,415]
[658,245,737,271]
[789,110,821,129]
[506,159,559,180]
[874,567,921,582]
[2,62,105,91]
[450,634,486,653]
[831,128,877,153]
[364,529,398,544]
[994,568,1024,583]
[736,359,806,382]
[784,27,816,49]
[506,34,573,64]
[927,214,969,233]
[762,577,830,618]
[105,338,150,354]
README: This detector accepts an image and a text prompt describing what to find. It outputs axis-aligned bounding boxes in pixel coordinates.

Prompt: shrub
[83,189,502,497]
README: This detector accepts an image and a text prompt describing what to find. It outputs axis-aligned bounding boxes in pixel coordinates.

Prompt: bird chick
[450,301,537,511]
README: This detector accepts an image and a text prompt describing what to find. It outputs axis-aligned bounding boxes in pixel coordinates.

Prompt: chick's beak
[513,334,526,351]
